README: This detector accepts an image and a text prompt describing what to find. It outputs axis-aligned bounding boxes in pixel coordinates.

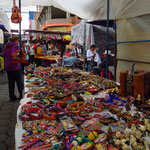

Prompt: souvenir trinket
[81,142,94,150]
[86,124,98,131]
[100,118,112,124]
[95,143,107,150]
[94,133,107,144]
[60,116,78,132]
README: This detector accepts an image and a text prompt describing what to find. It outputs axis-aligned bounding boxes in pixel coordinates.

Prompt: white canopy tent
[54,0,150,20]
[0,0,65,11]
[0,8,10,32]
[1,0,150,20]
[1,0,150,81]
[0,0,52,7]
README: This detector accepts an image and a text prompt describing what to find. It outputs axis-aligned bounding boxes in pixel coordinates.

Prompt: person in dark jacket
[93,50,114,76]
[4,35,22,101]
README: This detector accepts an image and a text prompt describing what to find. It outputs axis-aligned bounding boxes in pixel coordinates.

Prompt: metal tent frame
[105,0,150,79]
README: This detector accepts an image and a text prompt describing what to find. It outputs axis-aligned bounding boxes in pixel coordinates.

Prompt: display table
[15,77,31,150]
[15,67,150,150]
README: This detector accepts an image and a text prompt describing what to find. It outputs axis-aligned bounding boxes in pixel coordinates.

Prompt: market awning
[24,29,71,35]
[42,23,72,30]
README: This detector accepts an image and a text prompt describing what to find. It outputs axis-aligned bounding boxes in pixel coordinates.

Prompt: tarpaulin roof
[0,0,65,12]
[1,0,150,20]
[53,0,150,20]
[0,0,53,7]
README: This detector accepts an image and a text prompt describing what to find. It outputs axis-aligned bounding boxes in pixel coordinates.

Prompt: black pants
[60,49,65,58]
[29,55,34,64]
[6,70,22,99]
[35,58,42,66]
[21,62,29,74]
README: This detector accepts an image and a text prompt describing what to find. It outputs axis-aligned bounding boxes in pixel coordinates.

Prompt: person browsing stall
[64,48,71,57]
[21,41,29,74]
[35,43,44,66]
[62,52,77,67]
[93,50,114,76]
[86,45,101,71]
[29,41,35,64]
[4,35,22,101]
[42,41,47,55]
[35,43,44,57]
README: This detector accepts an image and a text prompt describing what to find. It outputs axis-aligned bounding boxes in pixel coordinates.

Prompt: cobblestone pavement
[0,73,20,150]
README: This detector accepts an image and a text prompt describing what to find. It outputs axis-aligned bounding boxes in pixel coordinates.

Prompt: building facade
[34,6,80,32]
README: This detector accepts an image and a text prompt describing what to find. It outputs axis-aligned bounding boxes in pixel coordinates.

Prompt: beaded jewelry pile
[16,66,150,150]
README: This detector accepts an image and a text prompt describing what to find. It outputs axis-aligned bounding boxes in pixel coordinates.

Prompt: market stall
[0,0,149,150]
[23,29,71,52]
[50,0,150,81]
[15,66,150,150]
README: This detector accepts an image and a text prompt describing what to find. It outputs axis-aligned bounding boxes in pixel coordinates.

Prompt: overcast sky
[0,6,36,30]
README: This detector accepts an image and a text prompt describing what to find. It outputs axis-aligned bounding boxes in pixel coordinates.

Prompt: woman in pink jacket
[4,35,22,101]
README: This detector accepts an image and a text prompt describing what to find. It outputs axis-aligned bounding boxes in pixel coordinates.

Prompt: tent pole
[114,20,117,81]
[19,0,23,97]
[109,40,150,45]
[19,0,21,49]
[106,0,110,79]
[83,19,86,69]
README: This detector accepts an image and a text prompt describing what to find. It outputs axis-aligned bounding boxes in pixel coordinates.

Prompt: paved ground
[0,72,20,150]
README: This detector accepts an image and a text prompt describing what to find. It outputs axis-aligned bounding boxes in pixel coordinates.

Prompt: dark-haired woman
[4,35,22,101]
